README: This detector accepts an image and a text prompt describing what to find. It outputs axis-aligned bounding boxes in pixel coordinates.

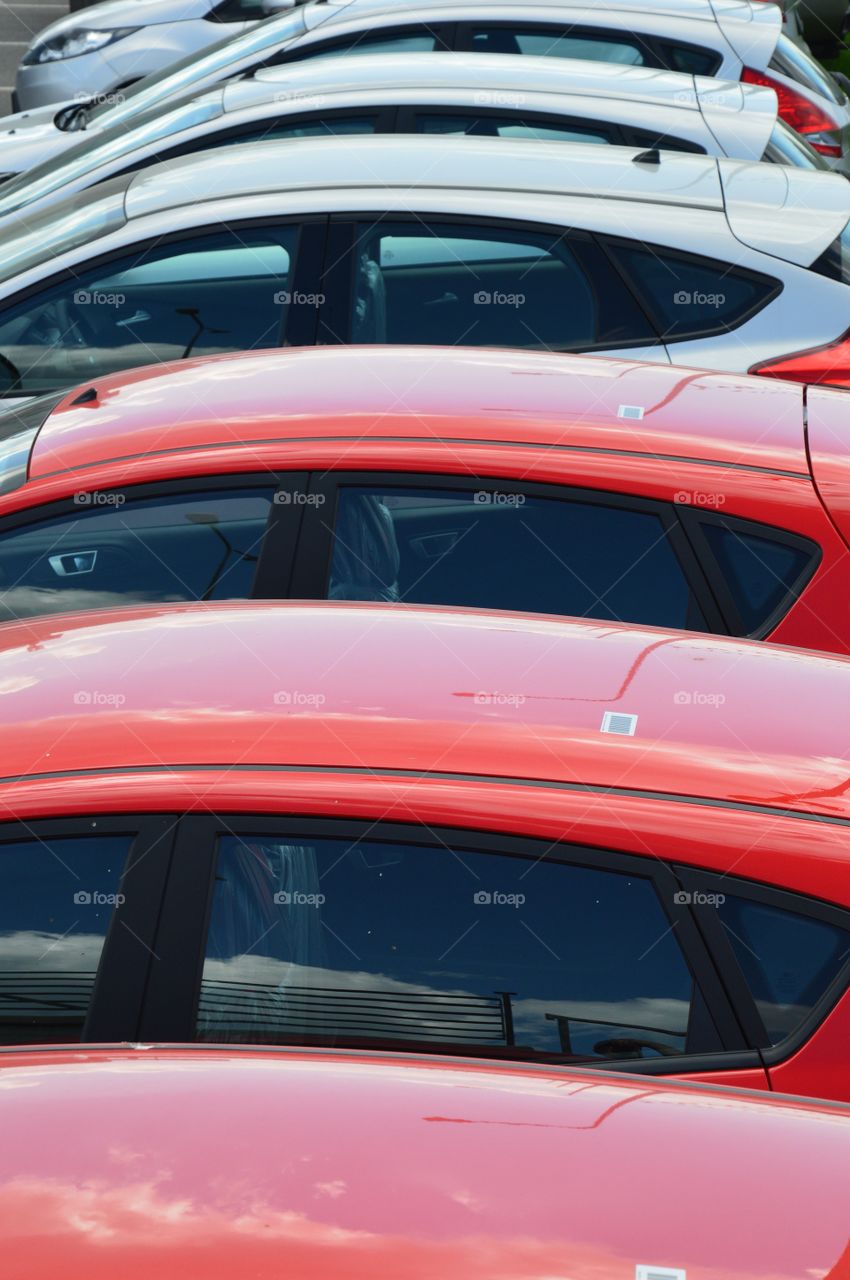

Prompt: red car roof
[1,601,848,822]
[28,347,808,482]
[0,1045,848,1280]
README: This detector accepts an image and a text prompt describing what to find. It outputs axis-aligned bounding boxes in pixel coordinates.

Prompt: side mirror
[259,0,298,14]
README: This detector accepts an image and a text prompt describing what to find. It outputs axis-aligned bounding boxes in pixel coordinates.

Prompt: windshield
[0,177,128,290]
[86,9,308,127]
[765,119,831,170]
[0,94,223,221]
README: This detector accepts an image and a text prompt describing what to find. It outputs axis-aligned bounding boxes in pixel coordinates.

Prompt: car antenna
[632,149,661,165]
[71,387,99,406]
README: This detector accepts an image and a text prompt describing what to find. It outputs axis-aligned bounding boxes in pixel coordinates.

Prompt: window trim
[676,865,850,1065]
[398,102,620,145]
[677,507,822,639]
[287,469,728,633]
[140,814,749,1065]
[263,21,457,69]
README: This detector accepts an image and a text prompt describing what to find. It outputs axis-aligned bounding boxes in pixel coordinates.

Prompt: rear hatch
[719,158,850,264]
[709,0,782,66]
[696,75,777,157]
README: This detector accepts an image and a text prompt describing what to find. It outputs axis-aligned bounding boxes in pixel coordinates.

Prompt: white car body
[0,134,847,403]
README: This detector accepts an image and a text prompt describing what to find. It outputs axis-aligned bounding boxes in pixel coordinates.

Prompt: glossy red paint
[10,346,850,654]
[0,1044,849,1280]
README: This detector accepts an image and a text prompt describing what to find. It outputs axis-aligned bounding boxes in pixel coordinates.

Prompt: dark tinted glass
[326,485,707,630]
[0,488,274,622]
[717,894,850,1044]
[0,834,130,1044]
[700,518,816,633]
[603,239,779,341]
[225,115,377,141]
[348,221,656,350]
[197,834,703,1062]
[414,112,612,143]
[464,25,646,65]
[293,30,441,60]
[765,119,831,171]
[660,42,721,75]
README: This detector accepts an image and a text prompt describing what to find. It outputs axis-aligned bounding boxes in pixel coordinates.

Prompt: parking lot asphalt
[0,0,68,115]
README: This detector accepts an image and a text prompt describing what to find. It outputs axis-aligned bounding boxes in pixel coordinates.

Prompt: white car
[0,134,848,403]
[0,53,828,226]
[7,0,849,172]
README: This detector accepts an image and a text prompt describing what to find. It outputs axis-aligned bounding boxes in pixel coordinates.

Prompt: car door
[0,219,328,400]
[317,216,671,363]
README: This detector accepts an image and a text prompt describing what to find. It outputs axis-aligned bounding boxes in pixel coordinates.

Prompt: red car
[1,345,850,653]
[2,599,850,1104]
[1,1045,850,1280]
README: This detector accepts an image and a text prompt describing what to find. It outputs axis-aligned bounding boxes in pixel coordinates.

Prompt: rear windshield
[811,218,850,285]
[769,32,845,106]
[764,119,831,171]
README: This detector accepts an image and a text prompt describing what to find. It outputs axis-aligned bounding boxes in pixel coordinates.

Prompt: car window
[0,226,298,396]
[0,488,275,623]
[716,894,850,1045]
[324,485,708,631]
[196,834,708,1062]
[770,32,844,106]
[698,517,817,634]
[461,24,646,65]
[216,114,378,142]
[764,119,831,170]
[346,220,657,351]
[658,42,721,76]
[291,30,443,62]
[601,238,780,342]
[413,112,613,144]
[207,0,269,21]
[0,833,131,1045]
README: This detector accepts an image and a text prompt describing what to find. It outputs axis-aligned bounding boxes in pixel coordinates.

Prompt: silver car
[0,53,830,225]
[0,134,848,402]
[7,0,849,173]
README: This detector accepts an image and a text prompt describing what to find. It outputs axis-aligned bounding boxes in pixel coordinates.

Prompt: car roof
[24,347,807,483]
[1,599,848,823]
[0,1045,847,1279]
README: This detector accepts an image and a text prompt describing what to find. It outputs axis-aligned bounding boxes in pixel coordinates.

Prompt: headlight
[22,27,139,65]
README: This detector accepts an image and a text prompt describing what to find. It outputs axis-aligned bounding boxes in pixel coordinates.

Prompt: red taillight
[750,331,850,387]
[742,66,842,155]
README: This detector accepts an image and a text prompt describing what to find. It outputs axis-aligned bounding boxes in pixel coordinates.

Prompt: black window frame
[261,21,457,70]
[399,103,620,146]
[0,814,176,1044]
[140,814,751,1069]
[0,216,329,399]
[675,864,850,1067]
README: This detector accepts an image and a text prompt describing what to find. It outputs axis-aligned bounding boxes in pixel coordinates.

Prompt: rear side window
[659,42,721,76]
[0,834,131,1044]
[811,219,850,286]
[324,484,708,631]
[765,119,831,171]
[0,487,275,622]
[413,112,613,145]
[602,238,780,342]
[716,894,850,1045]
[698,516,818,634]
[290,29,445,61]
[463,24,647,65]
[196,834,708,1062]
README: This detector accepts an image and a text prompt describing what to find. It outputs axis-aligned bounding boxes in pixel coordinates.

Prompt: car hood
[31,0,214,41]
[0,1046,847,1279]
[0,102,63,138]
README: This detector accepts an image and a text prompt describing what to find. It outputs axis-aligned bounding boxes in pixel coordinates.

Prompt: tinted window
[700,518,816,633]
[347,220,656,350]
[659,42,721,76]
[325,485,708,630]
[0,226,298,396]
[765,119,831,170]
[0,834,130,1044]
[207,0,268,21]
[464,24,646,65]
[293,31,442,61]
[0,488,274,622]
[717,894,850,1044]
[770,32,844,106]
[220,114,377,142]
[811,218,850,285]
[414,112,612,144]
[197,834,704,1062]
[602,239,779,342]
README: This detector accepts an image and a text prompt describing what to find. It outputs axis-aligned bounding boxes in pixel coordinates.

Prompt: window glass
[660,42,721,76]
[0,834,130,1044]
[810,217,850,285]
[0,226,297,396]
[716,894,850,1044]
[295,31,441,61]
[325,485,707,630]
[197,834,704,1062]
[602,239,779,342]
[414,113,611,144]
[465,25,646,65]
[207,0,269,21]
[699,518,816,634]
[764,119,831,171]
[769,32,844,106]
[222,115,378,141]
[348,220,656,351]
[0,488,274,623]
